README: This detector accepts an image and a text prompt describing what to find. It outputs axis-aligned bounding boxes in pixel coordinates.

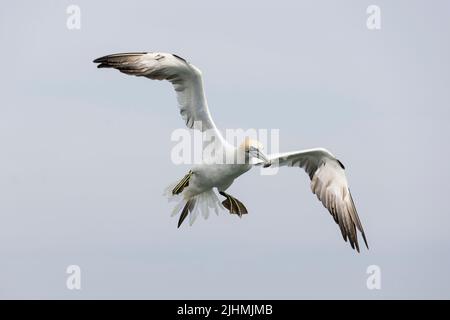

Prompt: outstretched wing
[93,52,225,142]
[265,148,368,252]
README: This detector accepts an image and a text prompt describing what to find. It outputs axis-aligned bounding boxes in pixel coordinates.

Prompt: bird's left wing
[93,52,226,145]
[262,148,368,252]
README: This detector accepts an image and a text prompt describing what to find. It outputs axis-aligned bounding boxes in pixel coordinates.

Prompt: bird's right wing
[93,52,226,144]
[264,148,368,252]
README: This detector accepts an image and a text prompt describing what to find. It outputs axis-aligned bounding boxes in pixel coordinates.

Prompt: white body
[187,162,252,198]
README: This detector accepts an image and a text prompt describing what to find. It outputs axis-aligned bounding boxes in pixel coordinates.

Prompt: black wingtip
[172,54,187,63]
[362,233,369,250]
[93,56,106,64]
[352,232,369,252]
[93,52,148,64]
[97,63,109,68]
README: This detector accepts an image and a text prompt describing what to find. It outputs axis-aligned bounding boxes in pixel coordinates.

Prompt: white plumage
[94,52,368,252]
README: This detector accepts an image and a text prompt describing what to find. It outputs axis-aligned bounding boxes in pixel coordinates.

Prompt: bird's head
[239,137,271,166]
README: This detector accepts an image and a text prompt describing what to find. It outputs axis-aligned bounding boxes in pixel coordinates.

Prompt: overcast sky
[1,0,449,299]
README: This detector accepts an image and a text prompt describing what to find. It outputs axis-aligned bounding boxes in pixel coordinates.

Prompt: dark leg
[172,170,192,195]
[219,191,248,217]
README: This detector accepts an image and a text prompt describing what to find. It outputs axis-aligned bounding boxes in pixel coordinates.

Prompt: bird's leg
[172,170,192,195]
[219,191,248,217]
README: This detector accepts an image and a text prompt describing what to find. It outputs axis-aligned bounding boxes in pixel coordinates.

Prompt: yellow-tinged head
[240,137,264,152]
[239,137,271,166]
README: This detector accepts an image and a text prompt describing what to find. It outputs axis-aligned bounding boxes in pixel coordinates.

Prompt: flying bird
[93,52,368,252]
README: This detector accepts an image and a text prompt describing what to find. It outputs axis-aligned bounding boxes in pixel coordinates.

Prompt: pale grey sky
[0,0,449,299]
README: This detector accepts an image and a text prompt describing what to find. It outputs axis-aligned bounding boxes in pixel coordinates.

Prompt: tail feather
[200,196,209,220]
[165,185,223,227]
[171,198,186,217]
[178,198,195,228]
[188,198,200,226]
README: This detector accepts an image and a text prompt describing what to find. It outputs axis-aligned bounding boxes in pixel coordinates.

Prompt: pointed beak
[263,161,272,168]
[250,148,271,167]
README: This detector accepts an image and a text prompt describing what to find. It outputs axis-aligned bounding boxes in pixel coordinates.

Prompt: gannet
[93,52,368,252]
